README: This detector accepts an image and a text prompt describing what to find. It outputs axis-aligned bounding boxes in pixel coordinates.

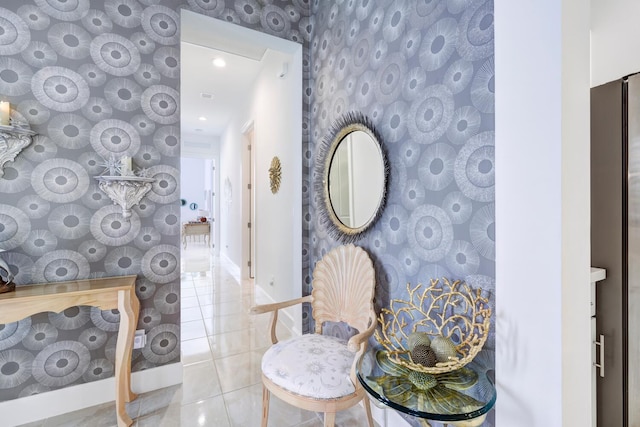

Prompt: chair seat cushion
[261,334,356,399]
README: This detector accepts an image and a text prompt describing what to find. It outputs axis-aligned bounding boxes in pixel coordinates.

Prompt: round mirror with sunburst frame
[316,112,389,243]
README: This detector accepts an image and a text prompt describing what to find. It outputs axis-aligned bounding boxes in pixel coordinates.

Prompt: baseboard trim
[254,284,300,336]
[220,252,241,283]
[2,362,183,426]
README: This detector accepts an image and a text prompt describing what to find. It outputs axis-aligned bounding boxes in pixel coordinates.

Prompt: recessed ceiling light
[199,117,207,121]
[195,128,203,132]
[213,58,226,68]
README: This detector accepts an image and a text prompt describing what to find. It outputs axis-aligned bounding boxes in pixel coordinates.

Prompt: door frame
[242,120,256,279]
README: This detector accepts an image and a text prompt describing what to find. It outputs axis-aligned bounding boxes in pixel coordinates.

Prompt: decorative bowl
[374,278,491,374]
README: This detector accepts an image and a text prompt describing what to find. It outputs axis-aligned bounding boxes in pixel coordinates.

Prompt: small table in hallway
[182,222,210,249]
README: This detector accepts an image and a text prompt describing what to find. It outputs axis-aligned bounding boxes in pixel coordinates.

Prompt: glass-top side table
[356,349,496,427]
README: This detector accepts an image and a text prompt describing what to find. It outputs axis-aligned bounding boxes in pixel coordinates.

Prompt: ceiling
[180,10,301,154]
[181,42,263,140]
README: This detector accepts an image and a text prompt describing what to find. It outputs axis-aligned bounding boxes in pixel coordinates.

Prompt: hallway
[20,243,373,426]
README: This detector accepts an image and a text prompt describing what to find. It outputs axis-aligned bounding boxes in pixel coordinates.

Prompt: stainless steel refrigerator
[592,72,640,427]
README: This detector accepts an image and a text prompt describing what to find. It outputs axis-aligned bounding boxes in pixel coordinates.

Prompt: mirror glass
[328,130,385,229]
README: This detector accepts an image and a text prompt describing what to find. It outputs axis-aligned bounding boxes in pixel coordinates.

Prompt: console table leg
[115,288,139,426]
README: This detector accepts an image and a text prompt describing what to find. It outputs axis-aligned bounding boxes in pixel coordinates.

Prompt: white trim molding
[220,252,241,284]
[1,362,182,426]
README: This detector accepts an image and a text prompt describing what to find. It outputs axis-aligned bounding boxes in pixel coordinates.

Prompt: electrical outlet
[133,329,146,349]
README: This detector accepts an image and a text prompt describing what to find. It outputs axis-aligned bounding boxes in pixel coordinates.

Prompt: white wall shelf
[94,175,155,221]
[0,125,36,179]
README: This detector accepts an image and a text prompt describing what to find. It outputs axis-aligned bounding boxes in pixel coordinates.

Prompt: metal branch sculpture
[374,278,491,374]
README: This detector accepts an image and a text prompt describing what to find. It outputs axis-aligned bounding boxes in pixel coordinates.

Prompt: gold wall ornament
[269,156,281,194]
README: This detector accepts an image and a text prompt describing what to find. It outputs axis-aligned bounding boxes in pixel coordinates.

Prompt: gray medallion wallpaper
[306,0,495,332]
[306,1,494,425]
[0,1,494,426]
[0,0,311,403]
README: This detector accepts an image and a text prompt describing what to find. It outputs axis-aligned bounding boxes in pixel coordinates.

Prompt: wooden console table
[0,275,140,427]
[182,222,210,249]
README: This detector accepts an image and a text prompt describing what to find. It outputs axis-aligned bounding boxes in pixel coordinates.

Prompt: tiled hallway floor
[20,243,375,426]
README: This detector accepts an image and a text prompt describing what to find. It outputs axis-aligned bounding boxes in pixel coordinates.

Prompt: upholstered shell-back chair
[250,244,377,427]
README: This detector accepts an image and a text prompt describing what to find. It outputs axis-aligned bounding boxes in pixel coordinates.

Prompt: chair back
[311,244,375,334]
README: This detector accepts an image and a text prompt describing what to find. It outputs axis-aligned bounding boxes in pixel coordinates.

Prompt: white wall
[180,157,206,223]
[180,134,220,249]
[561,1,592,426]
[591,0,640,87]
[495,1,591,426]
[219,111,246,268]
[250,47,303,332]
[211,27,302,326]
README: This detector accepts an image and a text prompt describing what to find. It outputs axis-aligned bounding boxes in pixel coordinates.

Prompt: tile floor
[20,243,376,426]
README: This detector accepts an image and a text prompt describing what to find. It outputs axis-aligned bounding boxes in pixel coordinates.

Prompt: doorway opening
[179,10,303,333]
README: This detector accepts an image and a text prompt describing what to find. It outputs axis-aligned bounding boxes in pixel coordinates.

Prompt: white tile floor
[20,243,375,426]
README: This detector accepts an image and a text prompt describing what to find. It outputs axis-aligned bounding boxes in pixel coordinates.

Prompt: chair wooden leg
[324,412,335,427]
[262,385,270,427]
[363,397,374,427]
